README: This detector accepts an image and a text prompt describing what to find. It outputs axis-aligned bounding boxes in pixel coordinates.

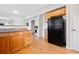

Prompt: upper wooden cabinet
[45,6,66,22]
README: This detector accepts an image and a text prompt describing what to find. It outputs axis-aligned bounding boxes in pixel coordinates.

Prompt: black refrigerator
[48,16,66,47]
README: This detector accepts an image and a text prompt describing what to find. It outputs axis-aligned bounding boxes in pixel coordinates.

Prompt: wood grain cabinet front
[10,32,24,52]
[24,31,32,47]
[45,7,66,21]
[0,37,10,54]
[0,31,32,54]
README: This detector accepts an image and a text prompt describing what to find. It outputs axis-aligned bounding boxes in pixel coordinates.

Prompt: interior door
[69,5,79,51]
[72,6,78,51]
[31,20,35,35]
[76,5,79,51]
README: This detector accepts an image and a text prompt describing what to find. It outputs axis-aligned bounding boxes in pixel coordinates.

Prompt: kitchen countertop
[0,28,30,33]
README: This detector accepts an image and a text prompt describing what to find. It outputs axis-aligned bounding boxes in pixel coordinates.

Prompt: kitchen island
[0,28,32,54]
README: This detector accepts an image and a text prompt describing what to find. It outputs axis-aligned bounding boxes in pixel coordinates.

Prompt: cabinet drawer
[0,33,9,38]
[9,32,23,37]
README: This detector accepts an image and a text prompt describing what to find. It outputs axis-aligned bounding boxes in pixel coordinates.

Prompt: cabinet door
[24,31,32,41]
[24,32,30,41]
[0,37,10,54]
[10,35,24,52]
[24,31,32,47]
[28,31,32,41]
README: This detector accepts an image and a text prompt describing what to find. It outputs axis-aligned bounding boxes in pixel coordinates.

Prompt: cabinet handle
[72,29,76,31]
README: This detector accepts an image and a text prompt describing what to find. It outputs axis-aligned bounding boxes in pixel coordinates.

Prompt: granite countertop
[0,28,29,33]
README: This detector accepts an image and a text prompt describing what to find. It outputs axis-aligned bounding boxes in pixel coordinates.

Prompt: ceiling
[0,4,48,19]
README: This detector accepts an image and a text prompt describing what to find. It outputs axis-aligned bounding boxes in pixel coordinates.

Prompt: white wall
[0,16,26,26]
[25,5,65,38]
[39,15,44,37]
[12,16,26,26]
[25,15,45,37]
[25,16,39,37]
[25,19,31,30]
[25,4,65,19]
[0,19,9,25]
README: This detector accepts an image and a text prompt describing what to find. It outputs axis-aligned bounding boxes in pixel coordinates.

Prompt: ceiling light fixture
[13,10,19,14]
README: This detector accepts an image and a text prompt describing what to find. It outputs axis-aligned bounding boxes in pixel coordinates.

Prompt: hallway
[13,37,78,54]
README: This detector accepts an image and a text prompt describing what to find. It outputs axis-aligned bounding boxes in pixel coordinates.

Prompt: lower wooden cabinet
[44,30,48,41]
[25,40,32,47]
[0,37,10,54]
[10,34,24,52]
[24,31,32,47]
[0,31,32,54]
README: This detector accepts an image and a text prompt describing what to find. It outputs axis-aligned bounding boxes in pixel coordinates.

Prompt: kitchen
[0,4,79,54]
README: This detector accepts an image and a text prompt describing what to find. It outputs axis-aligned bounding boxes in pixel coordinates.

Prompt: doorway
[31,20,35,35]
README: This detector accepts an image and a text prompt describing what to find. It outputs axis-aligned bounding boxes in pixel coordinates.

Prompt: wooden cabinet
[10,32,24,52]
[45,7,66,21]
[0,31,32,54]
[24,31,32,47]
[25,40,32,47]
[0,37,10,54]
[44,30,48,41]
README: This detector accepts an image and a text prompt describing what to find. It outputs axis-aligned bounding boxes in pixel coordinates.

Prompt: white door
[69,5,79,51]
[72,5,78,51]
[76,5,79,51]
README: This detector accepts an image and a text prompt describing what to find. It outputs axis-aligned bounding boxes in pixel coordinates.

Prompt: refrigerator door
[48,16,66,47]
